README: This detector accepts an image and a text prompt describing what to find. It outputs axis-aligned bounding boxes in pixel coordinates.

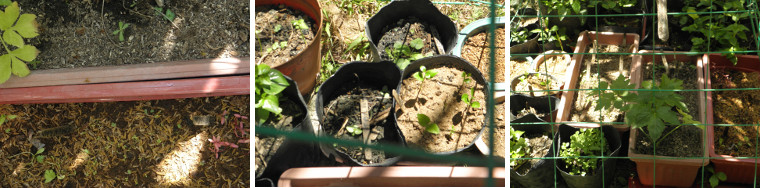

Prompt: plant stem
[0,33,12,54]
[655,125,682,146]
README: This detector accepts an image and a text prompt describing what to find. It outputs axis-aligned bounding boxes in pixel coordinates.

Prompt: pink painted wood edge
[1,57,250,89]
[556,31,640,132]
[0,75,249,104]
[278,166,506,187]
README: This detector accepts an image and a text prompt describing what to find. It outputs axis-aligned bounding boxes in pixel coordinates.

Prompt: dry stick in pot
[360,99,372,160]
[619,33,627,74]
[431,27,445,55]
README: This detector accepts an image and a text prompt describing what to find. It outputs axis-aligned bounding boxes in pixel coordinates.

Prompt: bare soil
[535,54,570,80]
[0,96,249,187]
[321,86,394,165]
[461,27,506,82]
[20,0,248,70]
[510,58,531,77]
[711,70,760,157]
[397,66,486,153]
[254,5,316,66]
[570,44,632,123]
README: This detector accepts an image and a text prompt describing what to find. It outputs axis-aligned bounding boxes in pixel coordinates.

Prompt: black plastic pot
[255,76,311,179]
[510,94,560,123]
[365,0,458,63]
[555,124,622,188]
[396,55,490,155]
[255,139,326,186]
[510,122,560,188]
[315,61,406,166]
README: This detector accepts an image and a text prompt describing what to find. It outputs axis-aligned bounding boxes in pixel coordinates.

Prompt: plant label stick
[657,0,669,42]
[360,99,372,160]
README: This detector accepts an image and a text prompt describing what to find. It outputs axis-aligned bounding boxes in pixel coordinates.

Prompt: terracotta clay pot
[255,0,323,96]
[706,54,760,184]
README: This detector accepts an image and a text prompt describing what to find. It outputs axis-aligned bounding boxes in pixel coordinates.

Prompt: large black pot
[366,0,458,63]
[396,55,490,155]
[510,94,560,123]
[510,121,560,188]
[315,61,406,166]
[255,76,312,178]
[555,124,622,188]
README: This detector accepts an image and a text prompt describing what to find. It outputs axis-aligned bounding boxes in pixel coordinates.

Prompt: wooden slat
[0,75,250,104]
[1,57,250,89]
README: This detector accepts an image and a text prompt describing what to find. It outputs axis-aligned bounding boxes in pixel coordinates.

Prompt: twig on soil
[336,118,349,136]
[431,27,445,55]
[360,99,373,160]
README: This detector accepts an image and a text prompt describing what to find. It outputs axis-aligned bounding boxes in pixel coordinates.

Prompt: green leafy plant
[417,113,439,134]
[531,24,567,50]
[346,124,363,136]
[590,74,702,144]
[44,169,55,183]
[31,147,45,164]
[292,19,308,30]
[344,36,370,61]
[385,38,432,69]
[254,64,290,125]
[461,87,481,108]
[676,0,752,64]
[0,2,39,84]
[266,41,287,53]
[412,65,437,102]
[509,126,529,167]
[558,128,608,176]
[154,7,176,22]
[0,114,17,127]
[112,21,129,42]
[706,165,727,188]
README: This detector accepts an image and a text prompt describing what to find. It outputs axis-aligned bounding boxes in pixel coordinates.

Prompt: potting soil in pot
[377,17,443,63]
[634,59,702,156]
[255,98,305,177]
[0,96,249,186]
[535,54,570,79]
[711,70,760,157]
[254,5,316,66]
[398,66,486,153]
[481,103,506,158]
[510,58,531,78]
[461,27,506,82]
[513,73,562,96]
[570,44,632,123]
[22,0,249,70]
[321,85,394,165]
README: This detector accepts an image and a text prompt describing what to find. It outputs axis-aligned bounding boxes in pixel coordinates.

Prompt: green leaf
[572,0,580,13]
[0,115,5,126]
[10,57,29,77]
[36,147,44,154]
[347,36,364,50]
[3,30,23,47]
[656,106,680,125]
[0,54,11,84]
[471,101,481,108]
[409,38,424,50]
[0,0,11,6]
[44,170,55,183]
[260,94,281,115]
[717,172,727,181]
[417,113,430,125]
[36,155,45,163]
[11,45,39,61]
[165,9,175,21]
[687,7,699,19]
[7,115,16,119]
[417,113,439,134]
[0,2,19,30]
[274,24,281,33]
[647,116,665,141]
[426,122,440,134]
[12,14,39,38]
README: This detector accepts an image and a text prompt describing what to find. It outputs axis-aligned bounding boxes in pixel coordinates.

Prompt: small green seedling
[266,41,287,53]
[417,113,439,134]
[461,88,481,108]
[0,114,17,127]
[154,7,176,22]
[509,127,529,167]
[346,124,362,136]
[292,19,308,30]
[112,21,130,42]
[255,64,290,125]
[44,169,55,183]
[274,24,282,33]
[32,147,45,164]
[412,65,437,103]
[707,165,727,188]
[385,38,431,69]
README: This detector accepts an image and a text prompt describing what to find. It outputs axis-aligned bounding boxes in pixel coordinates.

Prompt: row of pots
[512,30,760,187]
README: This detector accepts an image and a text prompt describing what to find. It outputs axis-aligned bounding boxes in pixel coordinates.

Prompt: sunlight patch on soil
[159,17,184,60]
[155,131,207,186]
[68,149,90,170]
[216,44,240,58]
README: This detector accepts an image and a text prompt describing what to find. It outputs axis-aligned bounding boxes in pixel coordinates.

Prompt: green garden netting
[510,0,760,187]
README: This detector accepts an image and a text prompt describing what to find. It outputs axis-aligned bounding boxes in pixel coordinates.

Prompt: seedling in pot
[706,165,727,188]
[590,74,702,145]
[417,113,439,134]
[461,72,481,109]
[112,21,129,42]
[254,64,290,125]
[346,124,363,136]
[558,128,608,176]
[412,65,437,105]
[292,19,308,30]
[509,126,529,168]
[386,38,432,69]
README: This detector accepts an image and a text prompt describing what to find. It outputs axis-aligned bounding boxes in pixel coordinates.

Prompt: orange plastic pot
[706,54,760,184]
[627,51,710,187]
[277,166,505,186]
[255,0,322,96]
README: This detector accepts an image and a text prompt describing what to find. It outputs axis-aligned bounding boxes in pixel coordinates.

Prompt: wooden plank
[0,75,249,104]
[1,57,250,89]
